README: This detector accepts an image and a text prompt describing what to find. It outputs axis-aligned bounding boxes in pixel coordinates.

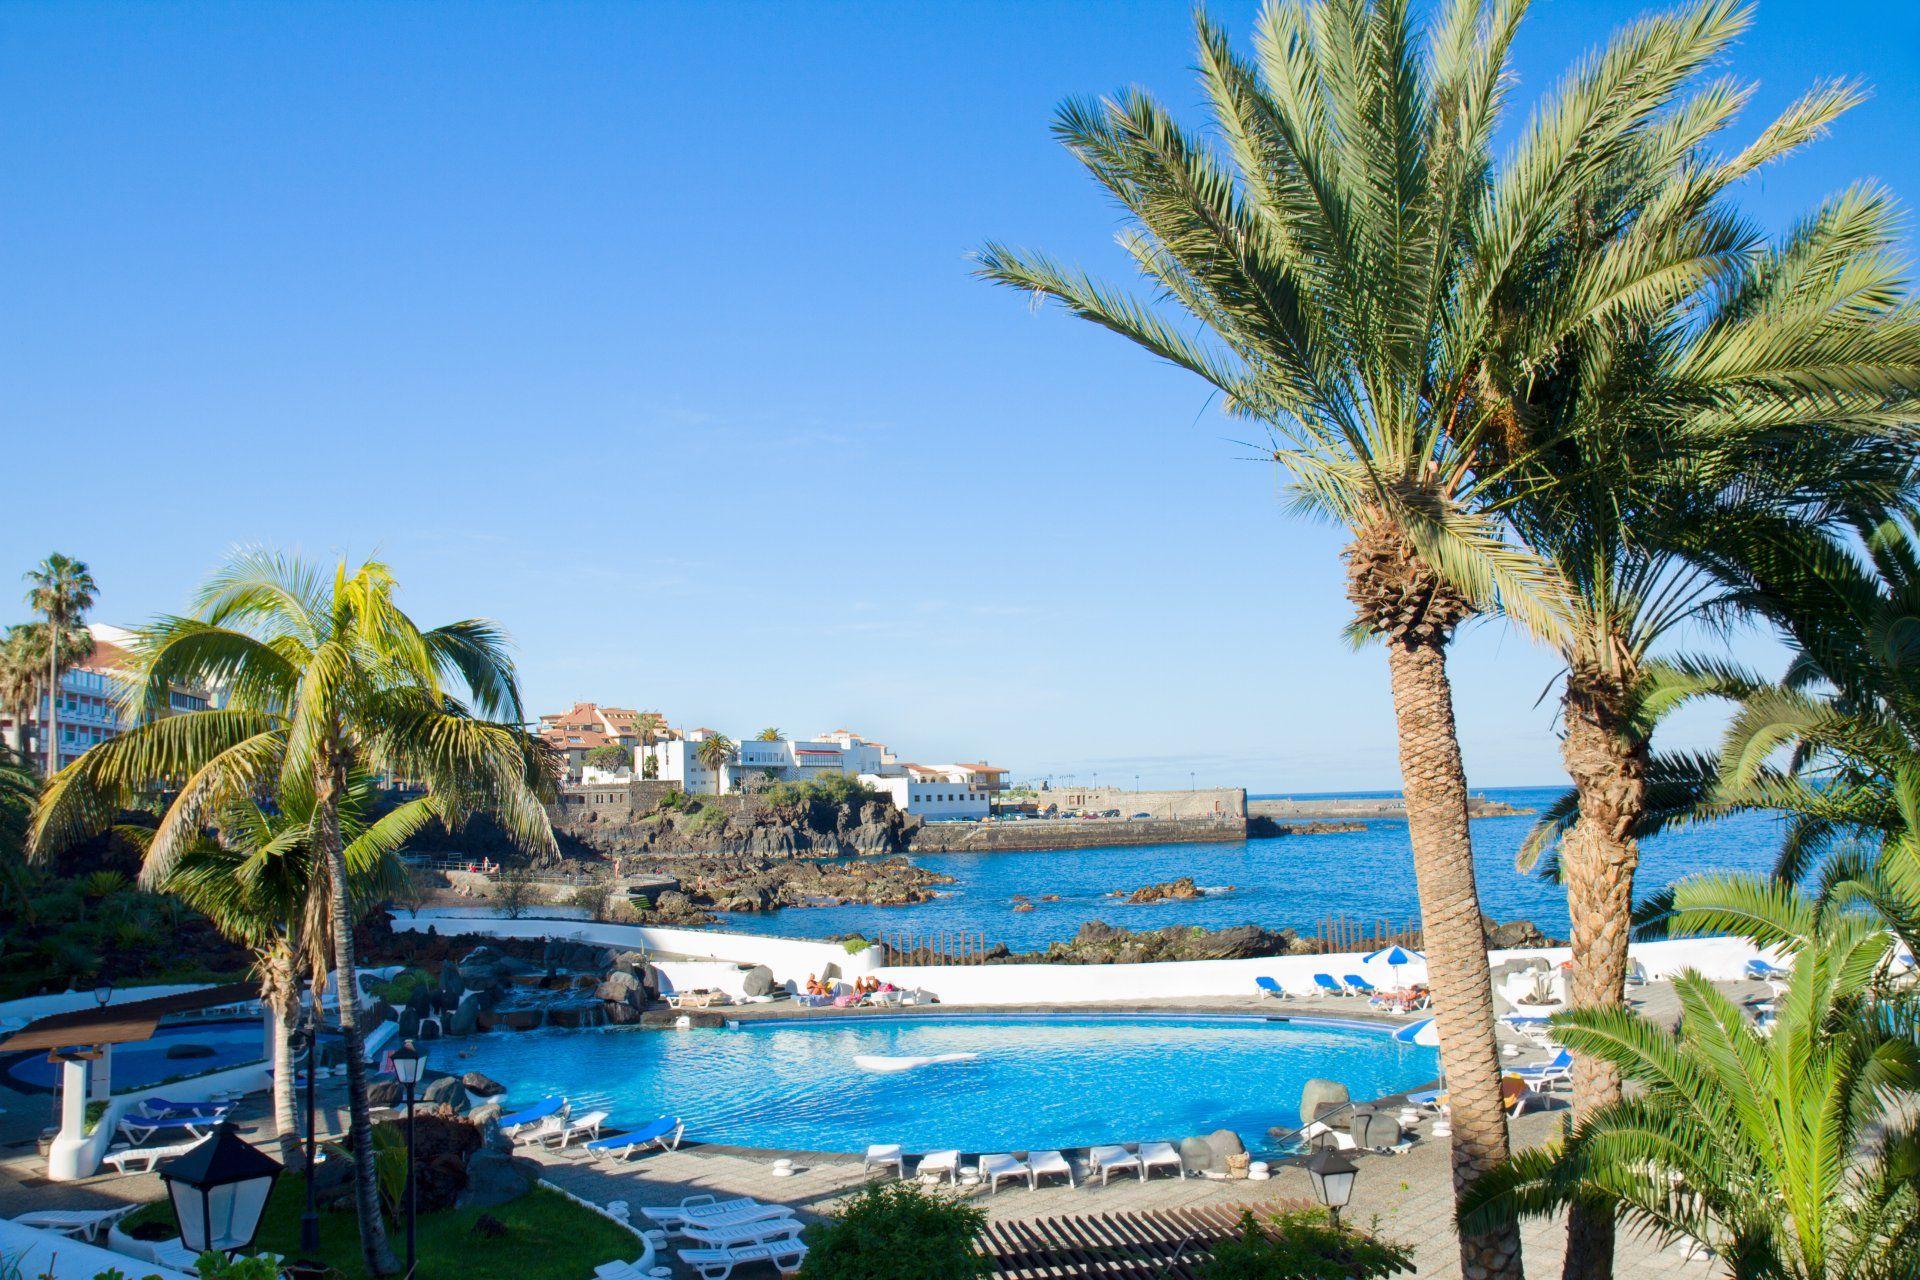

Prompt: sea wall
[1013,786,1246,820]
[1250,794,1533,821]
[911,814,1246,853]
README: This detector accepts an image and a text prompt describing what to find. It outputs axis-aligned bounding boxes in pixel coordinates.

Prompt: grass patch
[122,1180,638,1280]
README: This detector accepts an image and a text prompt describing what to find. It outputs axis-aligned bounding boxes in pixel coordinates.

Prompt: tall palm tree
[756,727,783,742]
[636,712,666,779]
[22,554,96,774]
[695,733,737,795]
[977,5,1768,1271]
[0,628,43,763]
[162,775,418,1167]
[1486,165,1920,1276]
[1459,907,1920,1280]
[31,551,557,1276]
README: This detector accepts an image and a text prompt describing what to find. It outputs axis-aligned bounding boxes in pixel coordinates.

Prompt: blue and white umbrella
[1394,1016,1445,1094]
[1364,945,1423,987]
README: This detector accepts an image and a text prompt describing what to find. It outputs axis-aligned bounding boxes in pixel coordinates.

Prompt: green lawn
[122,1182,641,1280]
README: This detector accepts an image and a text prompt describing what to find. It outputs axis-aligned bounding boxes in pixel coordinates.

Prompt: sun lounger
[1028,1150,1074,1189]
[117,1112,227,1145]
[593,1260,652,1280]
[678,1238,808,1280]
[512,1114,567,1146]
[916,1150,961,1183]
[542,1109,609,1149]
[1342,974,1377,995]
[498,1095,568,1136]
[862,1144,904,1178]
[791,994,832,1007]
[640,1196,794,1231]
[133,1097,229,1120]
[677,1216,804,1249]
[1137,1141,1185,1179]
[1087,1145,1143,1185]
[665,990,731,1009]
[102,1138,204,1174]
[1299,1122,1358,1151]
[12,1206,137,1240]
[979,1153,1031,1193]
[1745,958,1790,982]
[585,1116,684,1160]
[1512,1049,1574,1089]
[1311,973,1347,997]
[831,994,860,1008]
[1254,977,1288,999]
[1624,959,1649,987]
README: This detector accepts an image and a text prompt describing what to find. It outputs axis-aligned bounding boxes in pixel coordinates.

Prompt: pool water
[2,1019,267,1092]
[421,1014,1436,1157]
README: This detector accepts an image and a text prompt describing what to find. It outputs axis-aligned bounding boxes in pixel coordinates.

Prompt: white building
[638,728,1002,819]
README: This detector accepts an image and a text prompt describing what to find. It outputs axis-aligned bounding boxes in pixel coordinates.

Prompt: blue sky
[3,1,1915,791]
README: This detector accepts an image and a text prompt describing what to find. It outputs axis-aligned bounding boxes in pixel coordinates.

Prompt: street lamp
[93,980,113,1008]
[390,1040,427,1278]
[1304,1146,1359,1229]
[290,1008,322,1253]
[159,1121,282,1257]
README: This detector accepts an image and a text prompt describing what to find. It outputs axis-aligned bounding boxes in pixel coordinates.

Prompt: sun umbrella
[1364,945,1423,988]
[1393,1016,1445,1094]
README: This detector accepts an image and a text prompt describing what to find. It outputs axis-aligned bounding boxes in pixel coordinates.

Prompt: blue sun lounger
[1255,977,1288,999]
[497,1095,567,1136]
[117,1111,228,1145]
[1745,958,1790,982]
[1312,973,1347,996]
[1512,1049,1574,1088]
[1342,974,1377,995]
[585,1116,685,1161]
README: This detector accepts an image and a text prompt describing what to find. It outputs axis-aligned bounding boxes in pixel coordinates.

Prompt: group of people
[800,974,897,999]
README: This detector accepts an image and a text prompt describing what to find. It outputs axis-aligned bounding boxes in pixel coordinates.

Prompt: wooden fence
[978,1204,1310,1280]
[875,928,994,966]
[1313,912,1423,955]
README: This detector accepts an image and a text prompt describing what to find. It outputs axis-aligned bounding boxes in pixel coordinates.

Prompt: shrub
[841,937,870,955]
[657,789,689,811]
[1200,1209,1413,1280]
[685,804,728,833]
[763,774,877,809]
[799,1180,987,1280]
[494,865,538,919]
[583,744,630,773]
[568,872,619,921]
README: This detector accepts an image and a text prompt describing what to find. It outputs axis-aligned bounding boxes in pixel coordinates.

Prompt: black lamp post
[1304,1146,1359,1230]
[158,1120,282,1257]
[390,1040,427,1278]
[290,1007,321,1253]
[93,980,113,1008]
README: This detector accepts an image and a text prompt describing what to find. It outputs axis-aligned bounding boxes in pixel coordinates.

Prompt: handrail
[1265,1097,1361,1150]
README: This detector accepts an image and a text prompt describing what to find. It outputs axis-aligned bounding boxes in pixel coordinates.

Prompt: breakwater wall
[1018,786,1245,820]
[1250,794,1534,821]
[909,814,1246,853]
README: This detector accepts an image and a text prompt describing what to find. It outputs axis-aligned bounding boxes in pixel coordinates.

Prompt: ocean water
[422,1013,1436,1156]
[717,786,1786,952]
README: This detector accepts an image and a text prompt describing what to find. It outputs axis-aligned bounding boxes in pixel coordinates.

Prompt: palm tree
[976,6,1771,1271]
[31,550,557,1276]
[0,742,36,915]
[22,554,96,774]
[0,628,43,762]
[695,733,737,795]
[162,775,417,1167]
[636,712,666,779]
[1459,908,1920,1279]
[756,727,783,742]
[1485,159,1920,1275]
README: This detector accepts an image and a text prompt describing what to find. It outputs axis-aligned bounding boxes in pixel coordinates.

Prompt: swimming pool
[2,1019,268,1093]
[421,1013,1436,1157]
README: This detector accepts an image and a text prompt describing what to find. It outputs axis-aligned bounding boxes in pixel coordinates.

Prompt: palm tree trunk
[1556,667,1646,1280]
[266,945,304,1170]
[1383,636,1526,1280]
[45,635,59,774]
[316,754,400,1276]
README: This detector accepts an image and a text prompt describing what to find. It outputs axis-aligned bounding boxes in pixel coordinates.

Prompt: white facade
[638,729,998,816]
[860,774,989,821]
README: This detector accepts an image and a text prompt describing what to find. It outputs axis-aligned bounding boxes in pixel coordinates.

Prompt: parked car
[1131,812,1152,820]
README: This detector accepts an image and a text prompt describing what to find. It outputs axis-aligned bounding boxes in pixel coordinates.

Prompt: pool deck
[0,981,1750,1279]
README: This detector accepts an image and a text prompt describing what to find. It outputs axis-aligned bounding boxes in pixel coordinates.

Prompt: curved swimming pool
[420,1013,1436,1156]
[2,1019,268,1093]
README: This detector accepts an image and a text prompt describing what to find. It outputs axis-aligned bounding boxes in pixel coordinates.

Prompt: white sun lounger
[862,1144,905,1178]
[1087,1145,1144,1185]
[512,1113,568,1147]
[979,1153,1032,1193]
[1137,1141,1186,1179]
[542,1109,609,1149]
[677,1216,804,1248]
[639,1196,794,1231]
[678,1238,808,1280]
[12,1206,137,1240]
[1029,1150,1074,1189]
[916,1150,961,1184]
[117,1112,227,1146]
[102,1138,204,1175]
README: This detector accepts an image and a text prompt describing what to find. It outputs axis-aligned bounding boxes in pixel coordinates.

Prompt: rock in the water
[1118,876,1205,904]
[1300,1078,1350,1125]
[467,1103,502,1127]
[164,1043,215,1060]
[741,965,775,998]
[595,970,646,1008]
[439,960,464,996]
[368,1080,403,1107]
[613,950,649,976]
[450,992,482,1036]
[1176,1136,1215,1174]
[462,1071,506,1098]
[1205,1129,1245,1165]
[457,1150,538,1209]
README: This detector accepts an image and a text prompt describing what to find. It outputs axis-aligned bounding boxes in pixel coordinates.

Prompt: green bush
[685,804,728,832]
[656,789,689,811]
[763,774,876,809]
[1200,1209,1413,1280]
[799,1180,987,1280]
[841,937,871,955]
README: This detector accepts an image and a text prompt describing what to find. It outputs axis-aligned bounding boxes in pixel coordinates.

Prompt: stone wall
[1012,786,1246,820]
[552,779,704,828]
[909,814,1246,853]
[1249,793,1532,821]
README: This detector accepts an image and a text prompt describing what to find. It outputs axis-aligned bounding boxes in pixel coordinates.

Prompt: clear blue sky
[3,1,1915,791]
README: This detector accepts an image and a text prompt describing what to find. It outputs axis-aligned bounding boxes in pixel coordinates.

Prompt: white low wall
[0,982,223,1025]
[398,911,1764,1006]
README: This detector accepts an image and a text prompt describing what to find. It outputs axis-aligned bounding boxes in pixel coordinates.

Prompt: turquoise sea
[720,785,1786,951]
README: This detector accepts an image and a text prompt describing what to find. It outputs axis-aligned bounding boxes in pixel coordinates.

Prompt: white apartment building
[638,728,1002,819]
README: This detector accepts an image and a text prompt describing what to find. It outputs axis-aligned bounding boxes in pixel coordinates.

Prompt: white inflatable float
[852,1052,979,1073]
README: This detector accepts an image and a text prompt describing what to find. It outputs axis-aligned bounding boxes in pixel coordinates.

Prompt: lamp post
[390,1040,427,1278]
[158,1120,282,1258]
[291,1006,321,1253]
[1304,1146,1359,1230]
[93,980,113,1008]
